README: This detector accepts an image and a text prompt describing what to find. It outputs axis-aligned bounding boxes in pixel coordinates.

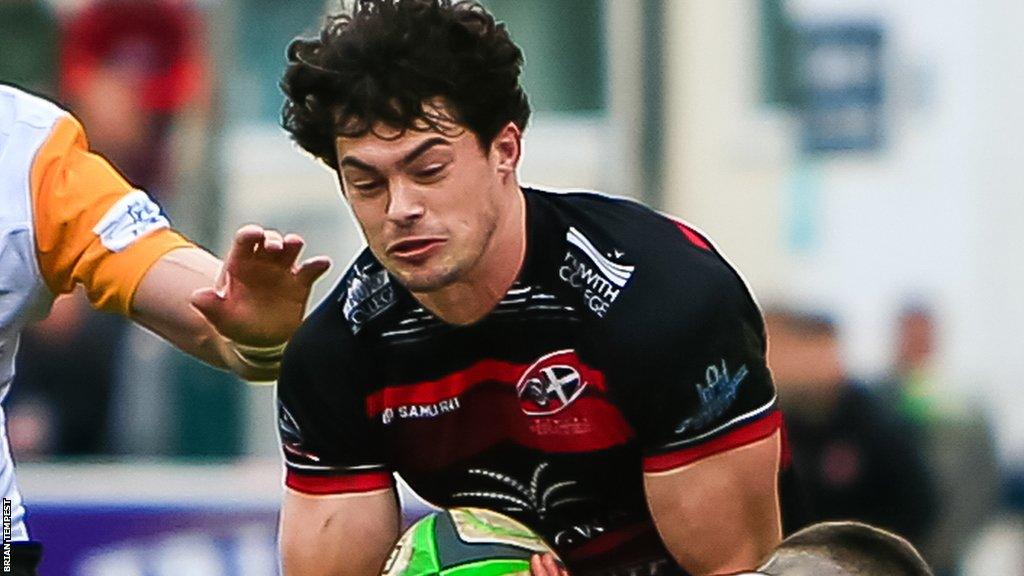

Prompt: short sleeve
[30,115,192,314]
[277,304,393,495]
[628,262,780,474]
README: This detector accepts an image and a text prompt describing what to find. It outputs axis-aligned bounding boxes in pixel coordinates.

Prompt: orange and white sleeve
[30,115,195,315]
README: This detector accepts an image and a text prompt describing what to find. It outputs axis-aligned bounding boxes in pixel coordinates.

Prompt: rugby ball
[381,507,556,576]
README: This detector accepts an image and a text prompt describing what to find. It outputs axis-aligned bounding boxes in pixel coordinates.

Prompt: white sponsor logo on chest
[558,227,634,317]
[381,396,461,425]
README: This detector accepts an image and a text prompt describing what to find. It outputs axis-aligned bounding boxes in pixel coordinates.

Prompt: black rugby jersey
[277,188,783,576]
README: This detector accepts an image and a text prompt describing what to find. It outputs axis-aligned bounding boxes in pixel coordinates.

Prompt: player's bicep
[277,318,398,575]
[281,488,401,576]
[644,430,782,575]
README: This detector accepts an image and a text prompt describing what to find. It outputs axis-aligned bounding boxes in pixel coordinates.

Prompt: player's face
[335,121,513,293]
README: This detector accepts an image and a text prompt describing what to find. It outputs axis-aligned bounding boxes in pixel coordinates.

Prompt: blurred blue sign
[29,504,279,576]
[799,24,885,153]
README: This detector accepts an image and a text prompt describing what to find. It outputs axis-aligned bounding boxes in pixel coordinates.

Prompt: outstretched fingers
[278,233,306,266]
[230,224,267,260]
[230,226,311,272]
[295,256,332,287]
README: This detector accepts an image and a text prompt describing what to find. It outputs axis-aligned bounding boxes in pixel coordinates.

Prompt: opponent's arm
[644,431,782,576]
[280,488,401,576]
[131,226,330,381]
[30,113,329,381]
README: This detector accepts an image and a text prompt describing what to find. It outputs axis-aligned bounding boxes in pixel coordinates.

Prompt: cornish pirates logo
[92,190,169,252]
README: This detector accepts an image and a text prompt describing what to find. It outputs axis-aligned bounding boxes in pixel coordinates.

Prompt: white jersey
[0,85,190,540]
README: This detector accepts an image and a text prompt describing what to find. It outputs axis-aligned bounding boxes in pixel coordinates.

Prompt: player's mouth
[387,237,447,262]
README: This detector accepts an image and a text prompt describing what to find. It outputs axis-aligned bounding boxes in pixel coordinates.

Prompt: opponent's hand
[530,554,569,576]
[190,225,331,347]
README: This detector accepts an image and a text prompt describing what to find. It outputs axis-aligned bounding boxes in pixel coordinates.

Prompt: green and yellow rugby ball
[381,507,557,576]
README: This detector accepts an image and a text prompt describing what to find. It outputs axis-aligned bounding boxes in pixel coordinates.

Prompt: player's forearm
[645,432,783,575]
[130,247,276,381]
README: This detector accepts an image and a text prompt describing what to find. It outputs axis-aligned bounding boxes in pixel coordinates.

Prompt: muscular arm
[130,227,330,381]
[275,288,399,575]
[644,431,782,576]
[130,246,269,379]
[280,488,401,576]
[27,109,329,381]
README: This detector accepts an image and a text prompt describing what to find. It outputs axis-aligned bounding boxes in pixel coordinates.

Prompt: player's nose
[385,179,425,225]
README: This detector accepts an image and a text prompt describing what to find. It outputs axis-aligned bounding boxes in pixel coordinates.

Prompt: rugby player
[275,1,788,575]
[753,521,934,576]
[0,83,330,575]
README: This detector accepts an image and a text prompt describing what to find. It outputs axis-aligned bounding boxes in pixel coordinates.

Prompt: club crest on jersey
[341,263,395,332]
[516,350,589,416]
[92,190,170,252]
[558,227,635,318]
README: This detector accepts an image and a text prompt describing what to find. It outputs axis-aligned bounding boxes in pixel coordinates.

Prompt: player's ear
[490,122,521,181]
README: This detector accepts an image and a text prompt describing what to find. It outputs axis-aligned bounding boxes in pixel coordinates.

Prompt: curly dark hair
[280,0,531,169]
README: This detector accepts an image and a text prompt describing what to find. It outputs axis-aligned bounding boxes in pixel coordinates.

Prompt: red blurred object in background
[60,0,204,113]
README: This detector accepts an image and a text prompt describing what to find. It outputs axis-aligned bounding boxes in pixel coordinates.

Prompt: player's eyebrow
[398,137,452,166]
[338,156,378,173]
[339,137,452,173]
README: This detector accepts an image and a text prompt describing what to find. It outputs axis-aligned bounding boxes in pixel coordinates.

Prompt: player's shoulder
[292,247,398,350]
[0,84,68,132]
[527,187,753,322]
[527,186,718,267]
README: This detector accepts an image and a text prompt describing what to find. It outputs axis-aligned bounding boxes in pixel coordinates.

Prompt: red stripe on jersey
[285,471,393,495]
[670,219,712,251]
[365,355,608,418]
[642,409,782,473]
[379,392,635,473]
[518,396,635,452]
[366,359,522,417]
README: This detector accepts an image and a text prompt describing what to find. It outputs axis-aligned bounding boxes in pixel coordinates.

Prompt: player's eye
[349,179,385,196]
[414,163,448,182]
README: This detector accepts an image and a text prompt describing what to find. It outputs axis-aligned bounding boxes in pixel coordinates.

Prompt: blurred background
[2,0,1023,574]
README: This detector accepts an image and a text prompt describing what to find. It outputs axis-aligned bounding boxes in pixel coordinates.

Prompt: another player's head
[753,521,933,576]
[281,0,530,293]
